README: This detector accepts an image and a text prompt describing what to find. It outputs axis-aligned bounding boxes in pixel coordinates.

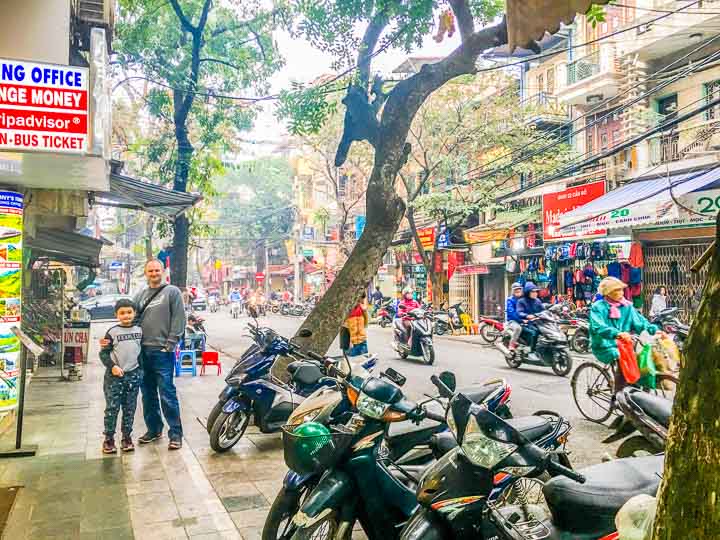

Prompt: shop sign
[303,248,314,258]
[302,226,314,240]
[64,326,90,347]
[417,227,435,250]
[355,215,366,239]
[586,189,720,233]
[0,59,89,153]
[0,190,22,411]
[544,181,607,241]
[437,228,450,249]
[108,261,123,270]
[456,264,490,275]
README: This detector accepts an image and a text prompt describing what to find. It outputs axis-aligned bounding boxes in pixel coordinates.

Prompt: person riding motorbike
[590,277,659,391]
[505,282,524,351]
[516,282,545,360]
[397,287,421,343]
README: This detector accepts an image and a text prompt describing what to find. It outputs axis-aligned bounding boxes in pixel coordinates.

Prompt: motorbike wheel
[504,351,522,369]
[551,350,573,377]
[433,321,447,336]
[209,410,250,452]
[379,318,389,328]
[479,323,500,344]
[570,330,590,354]
[206,401,225,433]
[421,342,435,365]
[271,305,280,314]
[262,484,322,540]
[616,435,660,458]
[288,512,342,540]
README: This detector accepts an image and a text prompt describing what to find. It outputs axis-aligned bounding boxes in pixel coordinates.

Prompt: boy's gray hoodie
[133,285,186,351]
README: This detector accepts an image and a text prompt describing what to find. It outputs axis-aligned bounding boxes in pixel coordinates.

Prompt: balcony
[525,92,570,129]
[649,133,681,166]
[557,47,623,107]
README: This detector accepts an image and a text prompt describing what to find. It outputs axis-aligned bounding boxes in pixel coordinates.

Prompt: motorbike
[263,368,514,540]
[650,307,689,350]
[230,300,242,319]
[603,386,670,458]
[377,300,395,328]
[496,310,573,376]
[400,391,664,540]
[569,318,590,354]
[187,314,207,335]
[208,295,219,313]
[478,316,504,344]
[207,324,377,452]
[392,307,435,364]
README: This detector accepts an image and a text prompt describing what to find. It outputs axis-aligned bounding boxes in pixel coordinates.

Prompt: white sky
[247,28,463,148]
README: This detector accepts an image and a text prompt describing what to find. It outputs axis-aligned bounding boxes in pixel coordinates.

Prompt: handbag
[617,337,641,384]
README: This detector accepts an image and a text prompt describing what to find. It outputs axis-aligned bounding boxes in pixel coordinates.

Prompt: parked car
[80,294,132,320]
[192,292,208,311]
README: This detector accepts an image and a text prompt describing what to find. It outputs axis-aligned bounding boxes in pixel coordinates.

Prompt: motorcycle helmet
[524,282,540,295]
[511,281,523,292]
[402,287,413,299]
[288,422,334,474]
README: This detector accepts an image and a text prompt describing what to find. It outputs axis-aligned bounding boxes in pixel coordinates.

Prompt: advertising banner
[0,59,89,153]
[0,191,22,411]
[543,181,607,241]
[416,227,435,250]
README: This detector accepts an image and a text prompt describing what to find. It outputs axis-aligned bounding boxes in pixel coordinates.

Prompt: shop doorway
[643,241,711,321]
[477,270,505,318]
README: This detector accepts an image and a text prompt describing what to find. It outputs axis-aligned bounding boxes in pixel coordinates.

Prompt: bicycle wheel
[571,361,615,423]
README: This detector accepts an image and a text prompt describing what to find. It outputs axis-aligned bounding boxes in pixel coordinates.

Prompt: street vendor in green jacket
[589,277,659,367]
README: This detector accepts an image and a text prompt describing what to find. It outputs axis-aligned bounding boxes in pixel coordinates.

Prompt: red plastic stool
[200,351,222,375]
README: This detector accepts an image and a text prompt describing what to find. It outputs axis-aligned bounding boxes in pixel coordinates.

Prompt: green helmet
[292,422,332,469]
[293,421,329,438]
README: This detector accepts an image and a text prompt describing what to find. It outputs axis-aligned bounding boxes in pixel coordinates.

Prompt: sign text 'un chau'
[0,59,88,153]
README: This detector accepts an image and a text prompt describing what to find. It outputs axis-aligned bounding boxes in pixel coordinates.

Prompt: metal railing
[526,92,569,118]
[567,51,601,85]
[648,133,681,166]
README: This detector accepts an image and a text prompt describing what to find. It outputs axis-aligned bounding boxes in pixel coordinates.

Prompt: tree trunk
[652,214,720,539]
[171,119,193,288]
[144,215,154,261]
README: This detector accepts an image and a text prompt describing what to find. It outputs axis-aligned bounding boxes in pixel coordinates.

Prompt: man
[132,259,186,449]
[505,282,524,352]
[516,282,545,361]
[371,286,384,305]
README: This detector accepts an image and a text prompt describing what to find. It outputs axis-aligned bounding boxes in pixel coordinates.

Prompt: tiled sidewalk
[0,324,288,540]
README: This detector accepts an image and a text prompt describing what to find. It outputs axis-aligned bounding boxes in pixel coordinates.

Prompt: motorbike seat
[287,362,324,386]
[456,382,503,405]
[429,431,457,458]
[625,388,672,428]
[543,455,664,535]
[505,416,554,441]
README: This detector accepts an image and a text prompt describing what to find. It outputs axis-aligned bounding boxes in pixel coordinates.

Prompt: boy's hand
[111,365,124,377]
[100,338,111,348]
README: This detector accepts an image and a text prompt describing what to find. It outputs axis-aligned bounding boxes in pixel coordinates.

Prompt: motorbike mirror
[449,393,472,444]
[381,367,406,386]
[439,371,456,393]
[297,328,313,338]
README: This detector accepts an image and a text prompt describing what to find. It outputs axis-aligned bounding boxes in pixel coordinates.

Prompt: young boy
[99,299,143,454]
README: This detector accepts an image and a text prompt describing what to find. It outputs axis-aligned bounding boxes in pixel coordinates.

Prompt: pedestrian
[133,259,186,450]
[649,286,668,317]
[344,293,369,356]
[589,277,659,390]
[99,299,143,454]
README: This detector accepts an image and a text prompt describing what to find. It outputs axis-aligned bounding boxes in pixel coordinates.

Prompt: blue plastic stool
[175,346,198,376]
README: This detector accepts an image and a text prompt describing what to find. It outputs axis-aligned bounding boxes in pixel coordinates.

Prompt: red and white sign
[64,327,90,347]
[543,181,607,241]
[0,59,88,153]
[255,272,265,282]
[456,264,490,275]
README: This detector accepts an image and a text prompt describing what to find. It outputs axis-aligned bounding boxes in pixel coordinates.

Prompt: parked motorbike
[400,392,664,540]
[392,307,435,364]
[569,318,590,354]
[603,386,670,458]
[230,301,241,319]
[377,300,396,328]
[650,307,689,350]
[478,316,504,344]
[263,369,514,540]
[496,310,573,376]
[207,324,376,452]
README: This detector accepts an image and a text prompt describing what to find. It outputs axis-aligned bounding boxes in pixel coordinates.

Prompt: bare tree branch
[358,10,389,89]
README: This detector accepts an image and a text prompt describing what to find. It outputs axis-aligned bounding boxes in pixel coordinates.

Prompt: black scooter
[401,391,664,540]
[603,386,671,457]
[496,310,573,376]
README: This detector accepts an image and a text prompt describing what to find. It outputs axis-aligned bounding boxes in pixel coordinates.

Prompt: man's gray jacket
[133,285,186,351]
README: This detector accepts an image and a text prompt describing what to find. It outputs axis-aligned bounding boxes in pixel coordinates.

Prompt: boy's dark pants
[103,368,143,437]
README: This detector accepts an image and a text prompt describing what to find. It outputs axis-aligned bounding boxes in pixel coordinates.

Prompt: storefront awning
[558,167,720,232]
[27,228,107,267]
[94,173,202,218]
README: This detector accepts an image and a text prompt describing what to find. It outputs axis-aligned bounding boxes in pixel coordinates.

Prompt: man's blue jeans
[141,348,183,440]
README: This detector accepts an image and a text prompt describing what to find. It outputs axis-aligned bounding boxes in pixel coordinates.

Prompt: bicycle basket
[281,423,354,475]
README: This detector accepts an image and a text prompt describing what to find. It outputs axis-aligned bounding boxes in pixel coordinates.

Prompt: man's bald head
[144,259,165,287]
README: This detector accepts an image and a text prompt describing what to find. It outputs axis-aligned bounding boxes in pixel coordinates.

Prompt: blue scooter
[207,323,376,452]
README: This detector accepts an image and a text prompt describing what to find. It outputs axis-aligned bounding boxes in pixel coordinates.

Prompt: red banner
[543,181,607,241]
[447,251,465,280]
[417,227,436,250]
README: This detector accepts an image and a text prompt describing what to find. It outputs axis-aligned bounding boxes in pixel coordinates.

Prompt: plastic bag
[617,337,640,384]
[637,344,657,390]
[615,494,657,540]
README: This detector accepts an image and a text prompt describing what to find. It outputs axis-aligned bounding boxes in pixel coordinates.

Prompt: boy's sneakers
[168,438,182,450]
[121,436,135,452]
[102,436,117,454]
[138,432,162,444]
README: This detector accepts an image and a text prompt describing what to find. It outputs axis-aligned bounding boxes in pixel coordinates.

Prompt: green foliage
[277,86,338,136]
[586,2,616,28]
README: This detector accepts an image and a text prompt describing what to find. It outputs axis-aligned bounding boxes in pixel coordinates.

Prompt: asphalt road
[197,307,620,468]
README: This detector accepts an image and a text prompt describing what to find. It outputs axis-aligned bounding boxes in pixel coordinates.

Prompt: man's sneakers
[102,436,117,454]
[121,435,135,452]
[168,438,182,450]
[138,432,163,444]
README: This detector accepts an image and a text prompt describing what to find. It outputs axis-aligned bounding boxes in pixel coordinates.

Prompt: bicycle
[571,336,679,423]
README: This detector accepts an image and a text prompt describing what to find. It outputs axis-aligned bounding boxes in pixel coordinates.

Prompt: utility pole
[293,221,302,301]
[264,240,270,296]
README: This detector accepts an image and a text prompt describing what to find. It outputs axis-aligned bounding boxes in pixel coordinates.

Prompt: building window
[339,174,348,197]
[537,74,544,94]
[546,67,555,95]
[704,80,720,120]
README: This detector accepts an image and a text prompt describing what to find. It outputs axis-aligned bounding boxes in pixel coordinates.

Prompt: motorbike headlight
[461,415,517,468]
[356,392,390,420]
[287,406,325,427]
